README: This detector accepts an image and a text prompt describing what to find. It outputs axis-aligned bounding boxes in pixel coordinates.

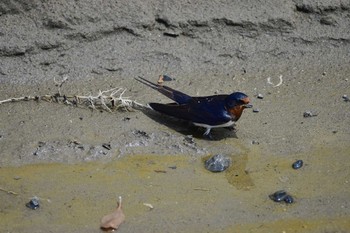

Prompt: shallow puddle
[0,144,350,232]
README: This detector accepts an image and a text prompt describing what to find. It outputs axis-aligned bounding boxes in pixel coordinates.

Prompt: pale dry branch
[0,187,18,195]
[0,78,146,112]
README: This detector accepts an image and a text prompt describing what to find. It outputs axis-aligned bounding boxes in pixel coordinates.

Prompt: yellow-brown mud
[1,143,349,232]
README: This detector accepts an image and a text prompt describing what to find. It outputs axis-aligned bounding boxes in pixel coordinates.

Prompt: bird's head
[225,92,252,121]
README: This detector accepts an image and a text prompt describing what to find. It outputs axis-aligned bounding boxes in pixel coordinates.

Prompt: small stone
[292,160,303,169]
[269,190,288,202]
[205,154,231,172]
[257,93,264,99]
[284,195,294,204]
[303,111,317,118]
[252,140,260,145]
[269,190,295,204]
[26,197,40,210]
[253,108,260,113]
[342,95,349,102]
[162,75,173,81]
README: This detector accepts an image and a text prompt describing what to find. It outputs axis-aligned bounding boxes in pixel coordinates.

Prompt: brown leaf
[100,196,125,231]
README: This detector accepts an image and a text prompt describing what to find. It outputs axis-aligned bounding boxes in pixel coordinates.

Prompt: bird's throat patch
[229,105,244,121]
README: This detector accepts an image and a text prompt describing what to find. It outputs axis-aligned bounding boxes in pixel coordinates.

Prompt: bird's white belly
[193,120,235,129]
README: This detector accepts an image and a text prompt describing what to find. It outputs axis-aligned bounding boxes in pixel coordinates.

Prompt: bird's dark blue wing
[149,95,232,126]
[135,76,192,104]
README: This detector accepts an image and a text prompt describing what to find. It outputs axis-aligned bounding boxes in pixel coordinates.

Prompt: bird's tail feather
[135,76,192,104]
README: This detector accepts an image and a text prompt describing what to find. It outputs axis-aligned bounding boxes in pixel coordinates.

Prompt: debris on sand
[303,111,318,118]
[100,196,125,231]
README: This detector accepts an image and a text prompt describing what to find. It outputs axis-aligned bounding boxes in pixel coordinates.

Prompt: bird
[135,76,252,139]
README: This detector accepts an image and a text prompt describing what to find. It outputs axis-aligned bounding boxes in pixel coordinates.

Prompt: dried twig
[0,77,146,112]
[54,76,69,96]
[0,187,18,195]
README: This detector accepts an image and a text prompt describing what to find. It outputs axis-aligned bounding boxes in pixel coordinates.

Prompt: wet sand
[1,144,349,232]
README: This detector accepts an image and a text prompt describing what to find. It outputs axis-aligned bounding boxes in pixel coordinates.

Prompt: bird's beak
[243,104,253,108]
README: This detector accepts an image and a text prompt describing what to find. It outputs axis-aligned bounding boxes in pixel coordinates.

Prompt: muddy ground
[0,0,350,232]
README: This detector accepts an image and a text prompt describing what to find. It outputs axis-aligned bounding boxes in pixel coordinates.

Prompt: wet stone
[269,190,295,204]
[284,195,294,204]
[26,197,40,210]
[292,160,303,169]
[205,154,231,172]
[269,190,288,202]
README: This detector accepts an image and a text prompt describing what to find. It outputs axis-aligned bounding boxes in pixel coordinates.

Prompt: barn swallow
[135,76,252,138]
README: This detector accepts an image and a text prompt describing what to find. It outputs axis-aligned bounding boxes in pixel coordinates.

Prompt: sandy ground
[1,0,350,232]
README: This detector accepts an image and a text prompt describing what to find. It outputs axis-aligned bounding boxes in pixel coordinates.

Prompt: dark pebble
[162,74,173,81]
[205,154,231,172]
[26,197,40,210]
[269,190,295,204]
[292,160,303,169]
[284,195,294,204]
[269,190,288,202]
